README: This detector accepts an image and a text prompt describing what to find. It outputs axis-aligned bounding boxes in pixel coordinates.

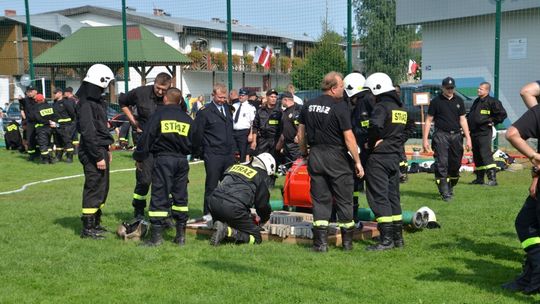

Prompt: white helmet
[253,153,276,176]
[343,73,367,97]
[364,72,394,96]
[416,206,440,228]
[84,64,114,89]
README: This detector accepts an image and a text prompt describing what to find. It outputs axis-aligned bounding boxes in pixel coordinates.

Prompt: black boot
[66,151,73,163]
[40,155,49,164]
[448,177,459,197]
[312,226,328,252]
[393,220,405,248]
[502,255,531,292]
[486,168,498,186]
[142,224,164,247]
[341,227,354,251]
[56,150,64,162]
[210,221,233,246]
[470,171,485,185]
[437,178,452,202]
[173,222,186,246]
[522,247,540,294]
[94,209,107,233]
[80,215,104,239]
[134,207,145,220]
[367,223,394,251]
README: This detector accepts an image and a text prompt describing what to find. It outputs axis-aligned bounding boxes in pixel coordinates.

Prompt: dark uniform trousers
[471,130,496,171]
[283,142,301,168]
[515,195,540,251]
[35,124,52,159]
[26,122,37,156]
[133,153,154,210]
[432,130,464,182]
[79,147,110,215]
[203,153,235,214]
[208,195,263,244]
[54,122,75,152]
[308,145,354,227]
[233,129,250,161]
[148,156,189,225]
[256,136,276,156]
[366,153,402,221]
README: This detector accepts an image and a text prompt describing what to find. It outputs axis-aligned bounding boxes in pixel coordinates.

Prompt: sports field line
[0,160,203,196]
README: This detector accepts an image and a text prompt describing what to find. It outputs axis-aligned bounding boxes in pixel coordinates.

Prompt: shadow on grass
[401,189,440,200]
[197,259,360,298]
[416,257,533,303]
[431,237,519,262]
[54,216,80,236]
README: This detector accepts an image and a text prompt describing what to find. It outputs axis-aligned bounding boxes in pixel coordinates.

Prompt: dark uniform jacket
[20,96,37,123]
[192,102,234,156]
[368,91,407,154]
[119,85,164,129]
[53,98,76,124]
[76,82,114,162]
[467,95,507,135]
[133,104,193,161]
[253,106,282,140]
[35,102,57,126]
[212,164,271,224]
[351,91,376,139]
[281,103,302,143]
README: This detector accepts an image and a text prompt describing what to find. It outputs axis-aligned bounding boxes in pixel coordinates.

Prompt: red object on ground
[283,159,312,208]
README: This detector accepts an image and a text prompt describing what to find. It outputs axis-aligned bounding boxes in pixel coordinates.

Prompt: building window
[222,41,228,52]
[243,43,249,55]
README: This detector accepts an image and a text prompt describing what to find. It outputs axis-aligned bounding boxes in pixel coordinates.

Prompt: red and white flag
[254,46,273,69]
[408,59,419,75]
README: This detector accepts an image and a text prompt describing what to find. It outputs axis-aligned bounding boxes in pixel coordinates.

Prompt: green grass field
[0,149,538,303]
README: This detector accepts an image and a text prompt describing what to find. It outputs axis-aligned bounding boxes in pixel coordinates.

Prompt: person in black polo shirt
[119,72,172,220]
[298,72,364,252]
[422,77,472,201]
[503,103,540,294]
[133,88,193,247]
[467,82,507,186]
[276,91,302,168]
[192,83,235,221]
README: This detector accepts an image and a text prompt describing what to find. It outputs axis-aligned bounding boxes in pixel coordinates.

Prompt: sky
[0,0,349,39]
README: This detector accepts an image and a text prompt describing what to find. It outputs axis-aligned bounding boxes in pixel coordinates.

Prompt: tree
[291,30,347,90]
[354,0,417,83]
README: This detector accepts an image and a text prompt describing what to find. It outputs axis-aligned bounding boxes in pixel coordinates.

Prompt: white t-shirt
[232,101,256,130]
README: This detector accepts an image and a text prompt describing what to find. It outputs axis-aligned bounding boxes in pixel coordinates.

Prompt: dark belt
[436,129,461,135]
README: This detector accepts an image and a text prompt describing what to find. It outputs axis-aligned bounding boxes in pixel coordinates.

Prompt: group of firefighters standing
[14,62,540,294]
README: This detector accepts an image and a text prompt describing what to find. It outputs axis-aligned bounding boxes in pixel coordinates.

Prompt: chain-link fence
[0,0,538,147]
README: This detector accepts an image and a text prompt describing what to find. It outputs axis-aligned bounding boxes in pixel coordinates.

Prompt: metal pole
[122,0,129,94]
[347,0,353,74]
[493,0,502,149]
[24,0,35,87]
[226,0,233,92]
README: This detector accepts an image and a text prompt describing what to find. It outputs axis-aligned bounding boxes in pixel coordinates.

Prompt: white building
[396,0,540,122]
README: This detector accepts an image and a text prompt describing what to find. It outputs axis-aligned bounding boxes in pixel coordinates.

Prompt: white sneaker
[202,214,213,222]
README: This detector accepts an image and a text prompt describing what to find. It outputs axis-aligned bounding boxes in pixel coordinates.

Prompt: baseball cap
[26,86,37,92]
[65,87,73,93]
[266,89,278,96]
[248,91,257,98]
[442,77,456,88]
[281,92,294,99]
[54,88,63,94]
[239,88,248,96]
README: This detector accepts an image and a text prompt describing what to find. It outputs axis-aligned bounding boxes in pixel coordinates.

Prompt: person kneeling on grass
[209,153,275,246]
[132,88,194,247]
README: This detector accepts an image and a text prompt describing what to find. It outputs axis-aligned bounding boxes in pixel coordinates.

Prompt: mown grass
[0,148,538,303]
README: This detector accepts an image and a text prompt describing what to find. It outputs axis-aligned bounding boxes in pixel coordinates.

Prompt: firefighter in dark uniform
[119,72,172,220]
[250,89,282,185]
[52,88,77,163]
[297,72,364,252]
[133,88,193,247]
[63,87,79,148]
[276,92,302,169]
[192,83,235,220]
[76,64,115,239]
[34,94,57,164]
[467,82,507,186]
[19,86,38,160]
[209,153,275,246]
[504,103,540,294]
[344,72,375,225]
[423,77,472,201]
[4,120,24,152]
[363,73,407,251]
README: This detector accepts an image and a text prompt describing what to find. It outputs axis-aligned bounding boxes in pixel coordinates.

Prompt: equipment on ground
[116,219,149,241]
